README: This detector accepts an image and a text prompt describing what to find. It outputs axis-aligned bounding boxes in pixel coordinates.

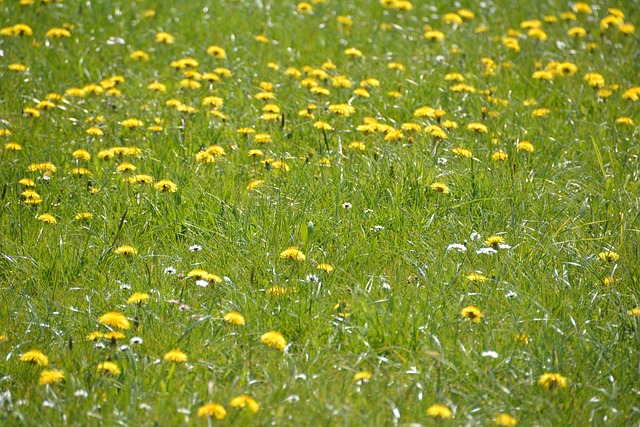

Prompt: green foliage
[0,0,639,425]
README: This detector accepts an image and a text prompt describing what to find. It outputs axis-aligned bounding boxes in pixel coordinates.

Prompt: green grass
[1,0,639,425]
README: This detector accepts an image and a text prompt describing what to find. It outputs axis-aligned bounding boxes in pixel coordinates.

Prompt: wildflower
[121,118,144,128]
[615,117,634,126]
[452,147,473,158]
[127,292,150,305]
[230,395,259,413]
[495,413,518,426]
[37,213,57,224]
[36,100,55,110]
[19,178,35,187]
[280,247,306,261]
[516,141,534,152]
[538,373,568,390]
[622,87,640,101]
[39,370,65,385]
[344,47,363,57]
[114,245,137,255]
[46,27,71,38]
[247,180,264,190]
[430,182,450,194]
[97,361,121,375]
[466,273,488,283]
[316,263,334,273]
[492,151,508,161]
[154,179,178,192]
[86,331,105,341]
[105,331,125,340]
[4,142,22,151]
[206,45,226,58]
[197,403,227,419]
[223,312,245,325]
[98,311,130,330]
[447,243,467,252]
[619,24,635,35]
[23,108,40,118]
[260,331,287,351]
[567,27,586,37]
[442,13,463,25]
[628,308,640,316]
[349,142,366,151]
[467,122,488,133]
[426,404,452,420]
[461,306,483,323]
[328,104,356,116]
[155,32,174,43]
[353,371,372,382]
[424,30,445,42]
[163,349,188,363]
[20,350,48,366]
[598,251,619,262]
[515,334,529,345]
[296,2,312,13]
[254,133,272,143]
[484,235,505,248]
[130,50,149,61]
[477,247,497,255]
[532,108,550,117]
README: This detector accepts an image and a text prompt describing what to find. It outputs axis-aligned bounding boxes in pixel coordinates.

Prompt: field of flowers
[1,0,639,425]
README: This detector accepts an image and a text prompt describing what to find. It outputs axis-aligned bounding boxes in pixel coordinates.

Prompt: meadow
[0,0,639,425]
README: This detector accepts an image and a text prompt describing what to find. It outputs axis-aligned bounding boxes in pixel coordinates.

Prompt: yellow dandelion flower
[461,306,483,323]
[467,122,488,133]
[452,147,473,158]
[114,245,137,256]
[23,108,41,118]
[97,361,121,375]
[316,263,334,273]
[353,371,372,382]
[98,311,130,330]
[628,307,640,316]
[20,350,48,366]
[9,63,27,72]
[223,312,246,325]
[484,235,505,248]
[154,179,178,192]
[516,141,534,152]
[495,413,518,426]
[39,370,65,386]
[247,180,264,190]
[155,32,174,44]
[5,142,22,151]
[230,395,259,413]
[466,272,488,283]
[492,151,508,161]
[424,30,445,42]
[598,251,619,262]
[260,331,287,351]
[280,247,306,261]
[164,349,188,363]
[426,404,452,420]
[538,373,568,390]
[344,47,363,57]
[104,331,125,340]
[615,117,634,126]
[127,292,150,305]
[37,213,57,224]
[430,182,450,194]
[197,403,227,419]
